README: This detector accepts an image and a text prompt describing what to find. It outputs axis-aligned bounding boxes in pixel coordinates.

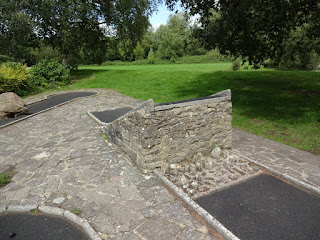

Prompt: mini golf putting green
[91,107,133,123]
[0,212,90,240]
[195,174,320,240]
[0,92,96,127]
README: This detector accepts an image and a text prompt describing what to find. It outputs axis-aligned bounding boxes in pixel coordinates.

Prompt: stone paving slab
[232,128,320,189]
[0,89,215,240]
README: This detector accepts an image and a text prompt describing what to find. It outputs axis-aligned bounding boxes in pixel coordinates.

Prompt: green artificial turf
[59,63,320,155]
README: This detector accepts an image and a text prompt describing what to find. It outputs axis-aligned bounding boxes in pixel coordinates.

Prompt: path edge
[231,150,320,196]
[153,169,240,240]
[0,90,99,129]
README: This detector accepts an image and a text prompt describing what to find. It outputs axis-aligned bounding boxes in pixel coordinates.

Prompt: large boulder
[0,92,28,119]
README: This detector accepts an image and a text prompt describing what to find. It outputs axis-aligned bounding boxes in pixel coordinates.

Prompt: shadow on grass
[176,71,320,122]
[70,69,109,81]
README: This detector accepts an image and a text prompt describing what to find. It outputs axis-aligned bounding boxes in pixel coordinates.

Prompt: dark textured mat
[0,213,89,240]
[0,92,96,126]
[91,107,133,123]
[195,174,320,240]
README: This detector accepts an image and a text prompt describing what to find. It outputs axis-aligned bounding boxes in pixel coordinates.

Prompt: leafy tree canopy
[0,0,156,67]
[166,0,319,65]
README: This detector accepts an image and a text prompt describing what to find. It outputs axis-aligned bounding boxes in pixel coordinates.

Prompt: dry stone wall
[102,89,232,172]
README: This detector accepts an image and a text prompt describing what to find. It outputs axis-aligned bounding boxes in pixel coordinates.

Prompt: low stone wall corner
[102,89,232,172]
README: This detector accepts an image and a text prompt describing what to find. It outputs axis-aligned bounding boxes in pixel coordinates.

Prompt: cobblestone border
[0,90,99,129]
[231,151,320,196]
[153,169,240,240]
[0,205,101,240]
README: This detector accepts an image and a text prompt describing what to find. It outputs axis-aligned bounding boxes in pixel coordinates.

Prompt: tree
[0,0,153,67]
[154,13,192,60]
[134,43,145,60]
[147,48,155,64]
[166,0,320,65]
[277,24,320,70]
[0,1,38,64]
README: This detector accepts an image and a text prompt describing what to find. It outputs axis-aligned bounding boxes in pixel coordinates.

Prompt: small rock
[180,175,187,184]
[253,165,260,171]
[191,181,198,189]
[175,180,183,188]
[229,155,235,164]
[188,189,195,196]
[204,160,213,170]
[220,150,229,159]
[184,165,190,172]
[53,197,65,204]
[170,164,176,169]
[195,174,201,181]
[193,153,203,163]
[170,164,179,175]
[182,182,189,189]
[211,147,221,159]
[196,161,202,171]
[34,152,49,160]
[240,165,251,173]
[190,164,196,174]
[228,174,239,180]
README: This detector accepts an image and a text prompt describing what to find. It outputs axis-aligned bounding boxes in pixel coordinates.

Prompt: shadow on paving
[195,174,320,240]
[0,213,89,240]
[0,92,96,127]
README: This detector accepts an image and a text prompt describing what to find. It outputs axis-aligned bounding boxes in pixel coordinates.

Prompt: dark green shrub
[232,59,241,70]
[30,45,62,64]
[0,55,14,63]
[30,60,70,87]
[0,62,32,95]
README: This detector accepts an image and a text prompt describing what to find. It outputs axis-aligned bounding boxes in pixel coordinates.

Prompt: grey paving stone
[81,202,105,218]
[62,196,85,210]
[137,215,181,240]
[233,128,320,189]
[108,232,141,240]
[90,213,116,234]
[160,201,202,229]
[119,185,144,201]
[153,189,175,205]
[141,202,170,218]
[176,227,204,240]
[106,201,144,232]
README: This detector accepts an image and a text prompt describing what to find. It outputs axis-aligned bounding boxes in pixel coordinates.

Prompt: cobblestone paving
[233,128,320,189]
[0,90,216,240]
[165,151,261,199]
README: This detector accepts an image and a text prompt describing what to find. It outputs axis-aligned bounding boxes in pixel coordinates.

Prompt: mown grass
[59,62,320,155]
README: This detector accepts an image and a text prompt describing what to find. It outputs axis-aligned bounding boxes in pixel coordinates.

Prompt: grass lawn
[60,62,320,155]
